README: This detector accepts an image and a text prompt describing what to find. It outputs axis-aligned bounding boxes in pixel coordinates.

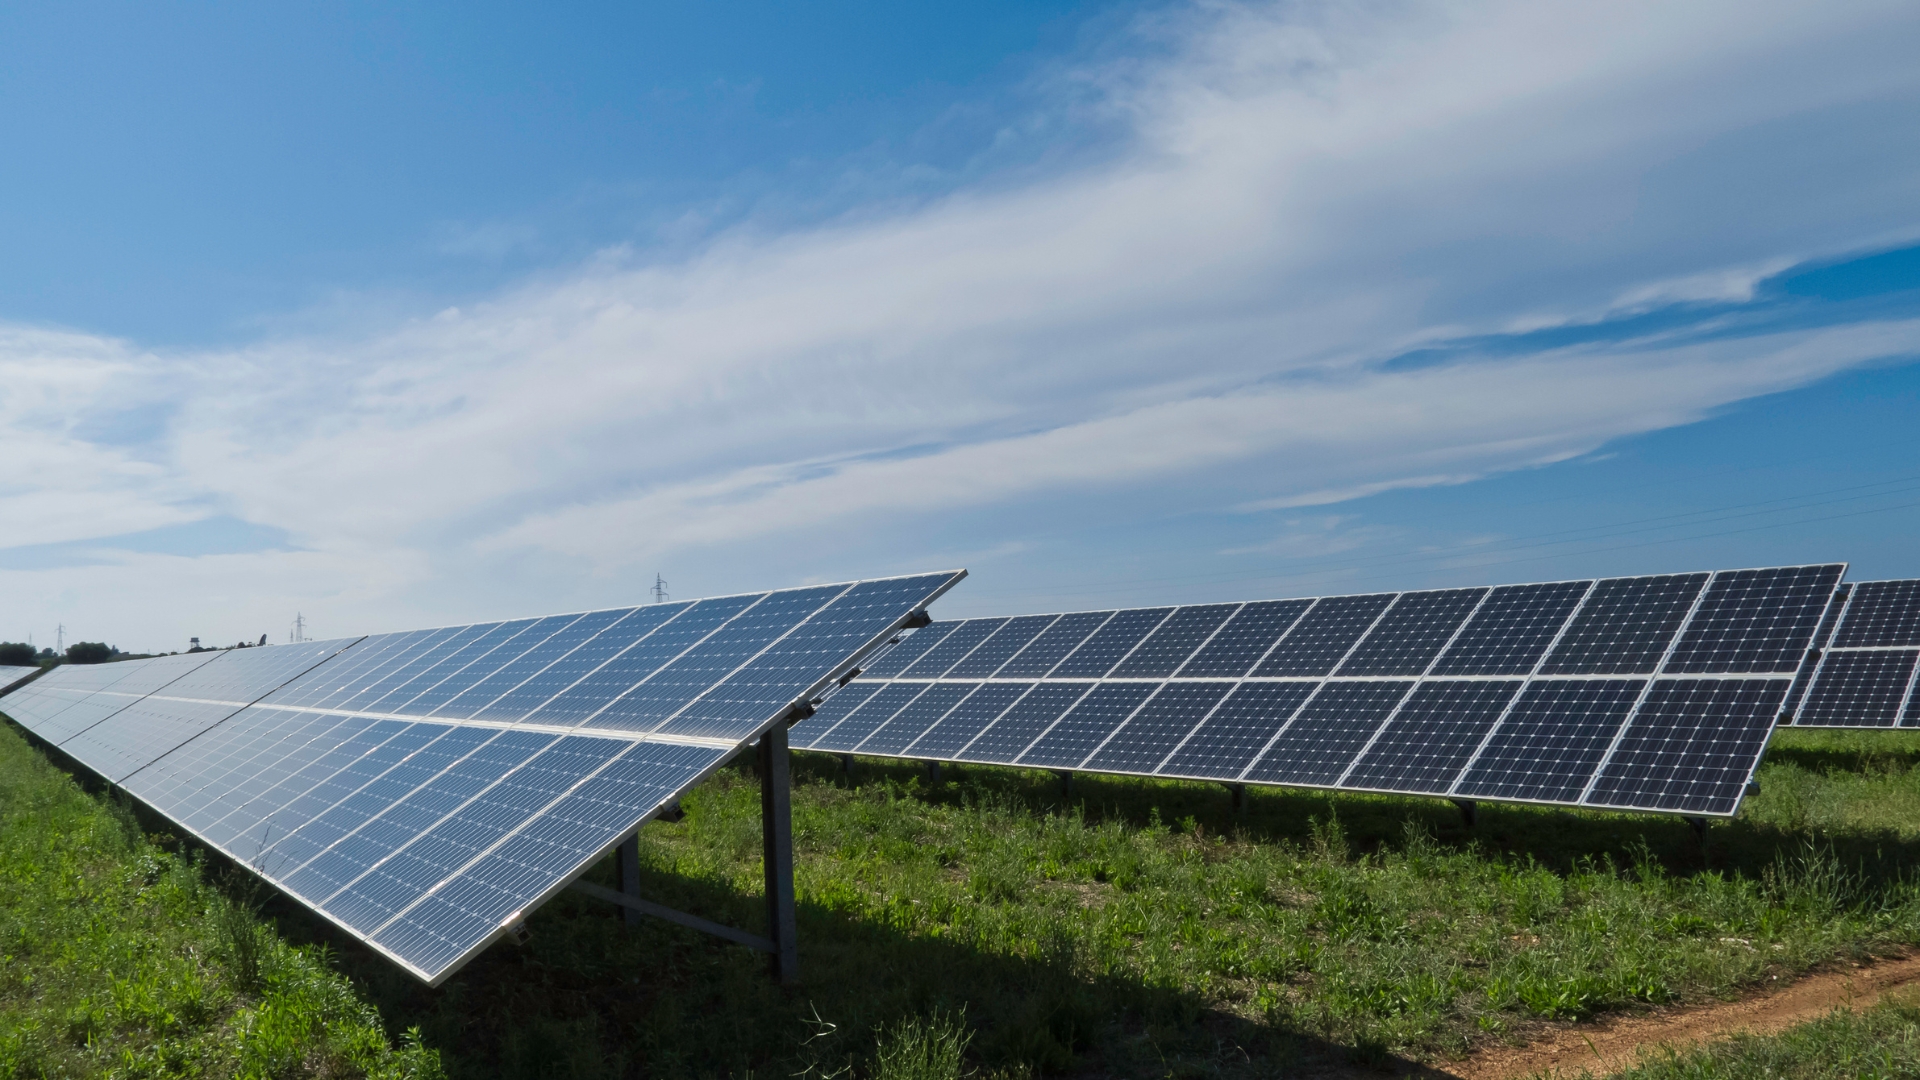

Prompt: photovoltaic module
[790,564,1846,817]
[0,572,963,984]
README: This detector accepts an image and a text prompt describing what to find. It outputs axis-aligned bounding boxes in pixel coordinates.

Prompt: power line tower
[55,624,65,653]
[291,613,308,643]
[652,574,670,604]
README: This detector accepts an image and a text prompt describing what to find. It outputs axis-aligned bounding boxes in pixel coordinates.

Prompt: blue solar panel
[0,571,962,985]
[809,565,1842,822]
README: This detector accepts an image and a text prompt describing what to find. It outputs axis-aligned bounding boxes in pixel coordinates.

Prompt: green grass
[0,723,443,1078]
[1595,989,1920,1079]
[7,720,1920,1078]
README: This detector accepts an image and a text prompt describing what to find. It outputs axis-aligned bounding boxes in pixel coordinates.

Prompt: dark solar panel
[807,683,926,753]
[995,612,1112,678]
[1156,682,1317,780]
[1337,588,1488,676]
[945,615,1057,678]
[791,565,1842,822]
[905,683,1033,759]
[1050,608,1173,678]
[1794,650,1918,727]
[1539,573,1709,675]
[857,683,976,755]
[858,621,960,678]
[1663,565,1845,673]
[1016,683,1157,768]
[1451,680,1644,803]
[1083,682,1232,774]
[1242,681,1413,786]
[1110,605,1237,678]
[1833,580,1920,648]
[1585,678,1788,814]
[0,573,958,986]
[1174,599,1313,677]
[1253,594,1395,677]
[954,683,1092,763]
[899,618,1007,678]
[1339,680,1521,794]
[786,683,881,749]
[1781,583,1849,718]
[1429,581,1590,676]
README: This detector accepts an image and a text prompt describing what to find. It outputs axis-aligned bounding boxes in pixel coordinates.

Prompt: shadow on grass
[800,751,1920,896]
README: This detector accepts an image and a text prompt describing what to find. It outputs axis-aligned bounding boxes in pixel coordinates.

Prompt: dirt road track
[1449,951,1920,1079]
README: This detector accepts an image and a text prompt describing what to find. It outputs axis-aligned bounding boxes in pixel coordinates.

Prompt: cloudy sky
[3,0,1918,653]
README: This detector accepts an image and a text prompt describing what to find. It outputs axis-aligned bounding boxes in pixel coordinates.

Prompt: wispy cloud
[4,0,1920,647]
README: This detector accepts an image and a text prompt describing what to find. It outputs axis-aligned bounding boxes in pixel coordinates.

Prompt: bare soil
[1438,951,1920,1079]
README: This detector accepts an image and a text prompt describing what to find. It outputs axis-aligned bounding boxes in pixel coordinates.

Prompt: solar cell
[1156,682,1317,780]
[1833,580,1920,647]
[1242,681,1413,786]
[1015,683,1156,768]
[858,622,960,678]
[856,683,975,755]
[1339,680,1520,794]
[1781,583,1848,718]
[1050,608,1173,678]
[816,564,1841,822]
[1337,588,1488,676]
[1110,605,1237,678]
[0,571,962,985]
[1663,565,1845,673]
[900,617,1007,678]
[1174,600,1312,677]
[955,683,1092,763]
[1795,650,1918,727]
[1584,678,1788,814]
[996,612,1111,677]
[903,682,1033,759]
[1539,573,1708,674]
[786,683,881,749]
[1451,680,1644,803]
[1252,594,1394,676]
[806,683,927,753]
[1429,581,1589,676]
[945,615,1056,678]
[1083,681,1232,773]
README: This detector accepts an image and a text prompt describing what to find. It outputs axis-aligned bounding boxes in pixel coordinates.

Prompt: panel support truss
[570,725,802,983]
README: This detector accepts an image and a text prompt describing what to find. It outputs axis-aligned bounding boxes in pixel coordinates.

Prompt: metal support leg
[1686,816,1709,841]
[617,832,642,929]
[840,753,852,776]
[926,760,941,785]
[760,726,800,985]
[1452,799,1477,828]
[1057,770,1073,798]
[1228,783,1245,814]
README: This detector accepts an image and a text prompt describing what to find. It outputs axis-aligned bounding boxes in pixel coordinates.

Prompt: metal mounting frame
[569,724,801,984]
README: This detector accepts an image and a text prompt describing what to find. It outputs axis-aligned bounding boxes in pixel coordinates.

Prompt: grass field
[4,720,1920,1078]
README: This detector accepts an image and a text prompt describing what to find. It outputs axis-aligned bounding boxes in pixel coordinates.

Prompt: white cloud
[5,0,1920,647]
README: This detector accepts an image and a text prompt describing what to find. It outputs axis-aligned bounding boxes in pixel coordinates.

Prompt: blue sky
[2,0,1918,651]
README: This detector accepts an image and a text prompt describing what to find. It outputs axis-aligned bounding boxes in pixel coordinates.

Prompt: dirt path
[1443,951,1920,1079]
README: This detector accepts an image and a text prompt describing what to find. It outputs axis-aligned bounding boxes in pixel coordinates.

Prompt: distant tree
[65,641,113,664]
[0,642,34,666]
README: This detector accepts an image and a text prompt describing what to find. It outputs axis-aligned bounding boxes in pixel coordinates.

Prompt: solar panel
[1789,580,1920,727]
[0,571,963,985]
[819,564,1844,818]
[0,665,39,693]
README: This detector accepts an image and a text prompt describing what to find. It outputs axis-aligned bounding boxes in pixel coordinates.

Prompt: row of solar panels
[791,565,1853,816]
[0,573,962,985]
[1783,580,1920,727]
[0,666,38,694]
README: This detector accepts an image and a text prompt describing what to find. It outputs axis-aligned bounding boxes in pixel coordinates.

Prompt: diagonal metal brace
[568,880,776,954]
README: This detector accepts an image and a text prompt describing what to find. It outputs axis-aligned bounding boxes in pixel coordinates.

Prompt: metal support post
[1057,770,1073,798]
[1686,816,1709,841]
[926,760,941,785]
[617,832,642,929]
[840,754,853,775]
[1452,799,1477,828]
[760,725,800,985]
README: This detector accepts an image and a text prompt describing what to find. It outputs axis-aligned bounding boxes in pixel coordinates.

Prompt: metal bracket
[569,724,801,983]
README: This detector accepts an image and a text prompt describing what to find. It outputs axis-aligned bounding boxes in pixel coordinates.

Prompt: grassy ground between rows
[4,721,1920,1077]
